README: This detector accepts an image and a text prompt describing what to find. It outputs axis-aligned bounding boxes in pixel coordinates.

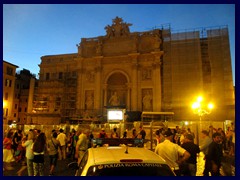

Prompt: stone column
[103,84,108,107]
[126,83,131,111]
[128,53,139,111]
[94,56,103,110]
[76,58,84,110]
[151,51,164,111]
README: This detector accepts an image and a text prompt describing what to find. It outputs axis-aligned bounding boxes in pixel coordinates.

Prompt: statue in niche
[109,91,120,106]
[85,92,94,110]
[143,90,152,111]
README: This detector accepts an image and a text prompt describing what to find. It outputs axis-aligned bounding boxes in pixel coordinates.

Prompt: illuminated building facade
[3,60,18,126]
[30,17,235,124]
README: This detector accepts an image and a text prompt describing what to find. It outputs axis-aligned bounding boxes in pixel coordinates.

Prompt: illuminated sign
[107,109,123,121]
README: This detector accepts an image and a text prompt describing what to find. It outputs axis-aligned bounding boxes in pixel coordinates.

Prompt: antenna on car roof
[125,145,128,154]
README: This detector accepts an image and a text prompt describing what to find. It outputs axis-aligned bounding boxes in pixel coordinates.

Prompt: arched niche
[106,72,128,107]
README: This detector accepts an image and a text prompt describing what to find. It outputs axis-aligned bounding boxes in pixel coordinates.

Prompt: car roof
[87,146,167,165]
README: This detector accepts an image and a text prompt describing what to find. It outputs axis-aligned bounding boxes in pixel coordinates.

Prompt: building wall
[207,28,235,121]
[163,32,204,121]
[3,60,18,125]
[31,18,235,124]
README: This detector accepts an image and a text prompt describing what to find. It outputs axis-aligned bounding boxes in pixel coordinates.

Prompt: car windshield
[86,163,175,176]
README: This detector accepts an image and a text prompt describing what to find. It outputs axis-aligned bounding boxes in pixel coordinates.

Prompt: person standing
[12,129,22,157]
[225,126,233,152]
[138,126,146,140]
[47,131,60,176]
[199,130,212,176]
[207,132,224,176]
[98,128,108,138]
[3,131,15,171]
[75,129,89,164]
[132,128,137,138]
[57,128,67,160]
[187,128,195,141]
[111,127,119,138]
[19,131,34,176]
[122,129,128,138]
[32,132,46,176]
[69,129,78,160]
[155,129,165,145]
[155,131,191,176]
[181,134,200,176]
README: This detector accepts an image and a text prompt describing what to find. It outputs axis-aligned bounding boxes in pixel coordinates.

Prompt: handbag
[15,150,21,156]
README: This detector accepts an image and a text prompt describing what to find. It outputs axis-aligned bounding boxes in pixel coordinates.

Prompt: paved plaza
[3,151,234,176]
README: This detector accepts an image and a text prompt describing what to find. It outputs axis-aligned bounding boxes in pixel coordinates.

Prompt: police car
[69,138,175,176]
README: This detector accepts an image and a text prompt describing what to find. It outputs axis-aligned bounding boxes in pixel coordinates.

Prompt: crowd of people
[3,126,125,176]
[154,125,235,176]
[3,123,234,176]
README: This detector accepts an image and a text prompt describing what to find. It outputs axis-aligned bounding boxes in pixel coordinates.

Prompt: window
[3,109,8,116]
[86,164,175,176]
[72,71,77,77]
[5,79,12,87]
[7,67,13,75]
[59,72,63,79]
[4,93,8,100]
[15,104,18,109]
[46,73,50,80]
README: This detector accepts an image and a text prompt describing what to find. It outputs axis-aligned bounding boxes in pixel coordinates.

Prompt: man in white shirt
[155,130,190,176]
[57,129,67,160]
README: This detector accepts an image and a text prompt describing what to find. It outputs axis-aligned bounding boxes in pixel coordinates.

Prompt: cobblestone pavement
[3,156,76,176]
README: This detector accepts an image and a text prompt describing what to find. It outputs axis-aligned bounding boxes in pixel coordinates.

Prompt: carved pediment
[105,16,132,38]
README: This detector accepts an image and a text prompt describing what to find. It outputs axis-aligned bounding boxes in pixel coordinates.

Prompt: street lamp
[3,100,7,108]
[191,95,214,144]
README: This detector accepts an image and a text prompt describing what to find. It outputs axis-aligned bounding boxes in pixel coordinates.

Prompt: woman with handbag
[32,132,46,176]
[47,131,60,176]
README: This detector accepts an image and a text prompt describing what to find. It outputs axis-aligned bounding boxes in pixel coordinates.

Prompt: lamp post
[191,96,214,145]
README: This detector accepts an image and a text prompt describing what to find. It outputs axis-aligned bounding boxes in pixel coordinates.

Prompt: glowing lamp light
[208,103,214,110]
[192,102,200,109]
[197,96,203,102]
[3,100,7,108]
